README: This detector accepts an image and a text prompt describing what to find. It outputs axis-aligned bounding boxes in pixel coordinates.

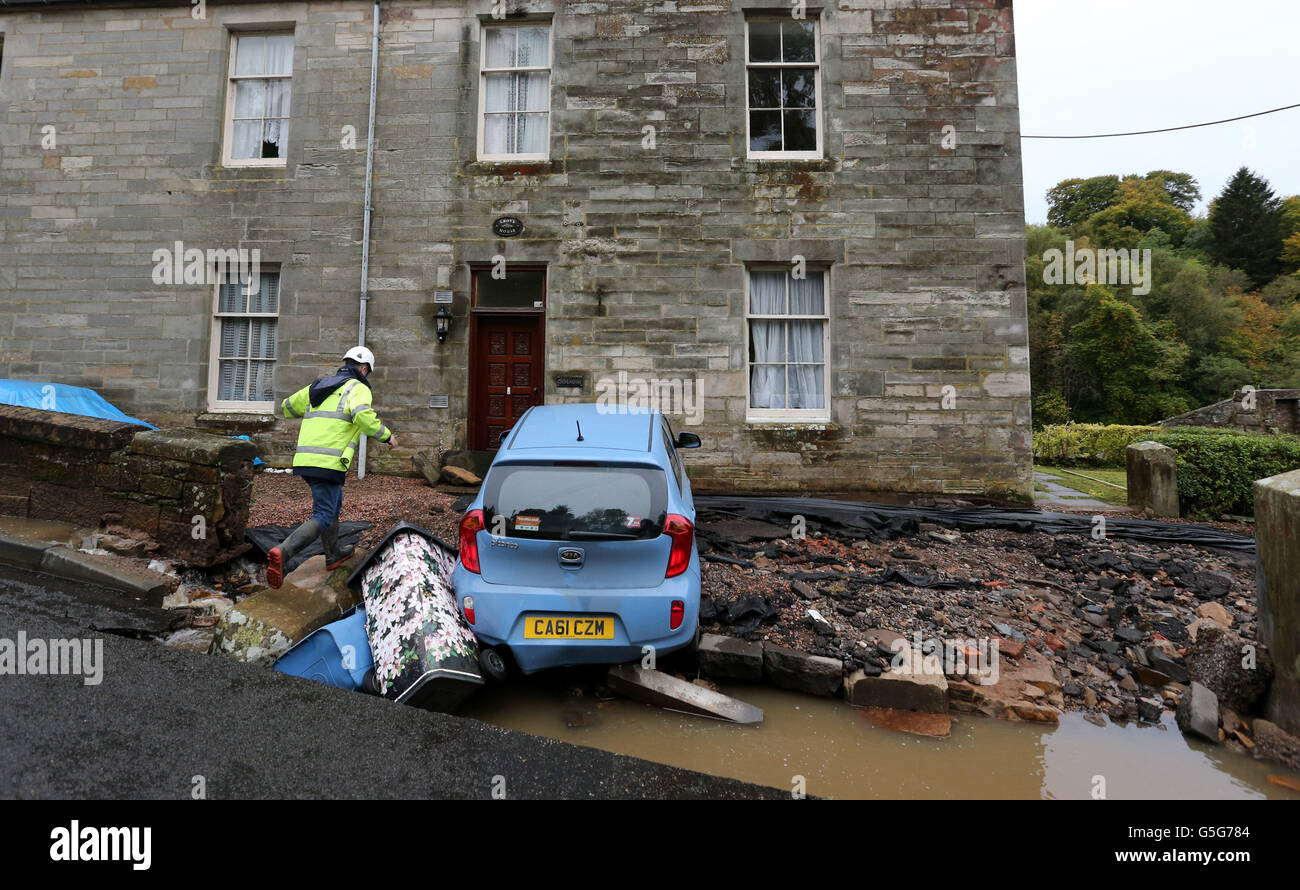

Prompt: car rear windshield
[482,462,668,541]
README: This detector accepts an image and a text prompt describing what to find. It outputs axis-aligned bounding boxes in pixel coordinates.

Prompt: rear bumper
[451,561,701,675]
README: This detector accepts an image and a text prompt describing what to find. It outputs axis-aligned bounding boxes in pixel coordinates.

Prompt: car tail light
[663,513,693,578]
[463,596,476,625]
[670,600,684,630]
[459,509,484,574]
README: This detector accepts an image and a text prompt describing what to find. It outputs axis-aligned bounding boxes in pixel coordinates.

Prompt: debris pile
[693,505,1265,737]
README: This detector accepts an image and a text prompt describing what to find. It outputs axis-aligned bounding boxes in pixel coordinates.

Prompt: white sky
[1015,0,1300,224]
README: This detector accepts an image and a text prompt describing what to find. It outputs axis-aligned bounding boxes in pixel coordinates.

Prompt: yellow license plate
[523,615,615,640]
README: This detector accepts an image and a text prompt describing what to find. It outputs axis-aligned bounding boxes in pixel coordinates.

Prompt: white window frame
[744,17,823,161]
[207,266,281,412]
[221,30,294,168]
[745,265,832,423]
[476,20,553,162]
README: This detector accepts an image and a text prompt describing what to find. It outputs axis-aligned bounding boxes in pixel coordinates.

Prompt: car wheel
[479,647,510,682]
[361,668,382,696]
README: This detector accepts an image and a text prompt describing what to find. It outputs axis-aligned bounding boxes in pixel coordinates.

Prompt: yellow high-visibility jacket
[281,375,391,480]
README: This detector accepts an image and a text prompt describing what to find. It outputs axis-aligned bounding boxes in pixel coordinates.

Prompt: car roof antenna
[576,420,584,442]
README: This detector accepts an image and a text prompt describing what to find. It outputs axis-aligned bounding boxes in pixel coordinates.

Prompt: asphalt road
[0,563,782,800]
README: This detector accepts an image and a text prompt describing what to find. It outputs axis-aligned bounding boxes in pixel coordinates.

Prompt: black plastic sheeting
[245,521,373,574]
[695,495,1256,555]
[700,594,780,636]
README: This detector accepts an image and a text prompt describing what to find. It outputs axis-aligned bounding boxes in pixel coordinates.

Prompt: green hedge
[1143,430,1300,518]
[1033,423,1265,467]
[1033,423,1300,518]
[1033,424,1161,466]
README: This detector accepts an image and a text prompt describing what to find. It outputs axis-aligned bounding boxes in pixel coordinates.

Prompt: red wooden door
[471,316,542,450]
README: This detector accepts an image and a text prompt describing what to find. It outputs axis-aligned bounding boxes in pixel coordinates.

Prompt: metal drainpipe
[357,0,380,480]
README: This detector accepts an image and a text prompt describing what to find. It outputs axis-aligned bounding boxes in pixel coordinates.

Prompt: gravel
[249,471,462,552]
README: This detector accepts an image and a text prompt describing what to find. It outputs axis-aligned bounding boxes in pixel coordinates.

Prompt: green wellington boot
[321,520,355,572]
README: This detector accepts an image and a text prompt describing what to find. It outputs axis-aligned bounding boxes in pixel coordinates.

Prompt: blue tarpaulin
[0,379,156,429]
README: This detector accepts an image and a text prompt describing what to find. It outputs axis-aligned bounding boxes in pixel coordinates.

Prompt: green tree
[1281,195,1300,239]
[1282,231,1300,276]
[1046,176,1121,230]
[1085,178,1193,248]
[1144,170,1201,212]
[1190,354,1254,403]
[1064,284,1190,424]
[1207,167,1285,287]
[1031,391,1072,429]
[1260,274,1300,308]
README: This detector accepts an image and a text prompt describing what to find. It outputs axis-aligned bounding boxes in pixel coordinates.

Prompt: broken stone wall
[0,406,257,566]
[1160,390,1300,435]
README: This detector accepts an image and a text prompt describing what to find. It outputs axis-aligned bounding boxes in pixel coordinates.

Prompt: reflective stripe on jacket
[281,377,391,475]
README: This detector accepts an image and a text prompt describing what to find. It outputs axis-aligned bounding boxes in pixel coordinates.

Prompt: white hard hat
[344,346,376,369]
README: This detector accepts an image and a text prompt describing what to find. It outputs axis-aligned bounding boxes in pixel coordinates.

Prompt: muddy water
[462,673,1300,799]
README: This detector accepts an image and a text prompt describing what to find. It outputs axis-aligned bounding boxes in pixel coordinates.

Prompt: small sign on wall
[492,216,524,237]
[429,394,450,409]
[434,290,453,304]
[553,374,584,389]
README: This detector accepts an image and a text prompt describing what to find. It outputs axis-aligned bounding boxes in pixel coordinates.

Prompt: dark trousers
[306,477,344,528]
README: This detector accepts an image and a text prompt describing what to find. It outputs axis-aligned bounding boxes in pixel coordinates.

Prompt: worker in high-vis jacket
[266,346,396,588]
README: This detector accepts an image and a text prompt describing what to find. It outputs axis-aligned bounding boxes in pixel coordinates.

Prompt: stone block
[1255,469,1300,736]
[1252,719,1300,771]
[845,661,948,713]
[127,429,259,467]
[763,643,843,697]
[1186,623,1272,715]
[210,580,361,667]
[1127,441,1179,517]
[606,664,763,724]
[37,547,176,606]
[697,633,763,680]
[1175,681,1220,744]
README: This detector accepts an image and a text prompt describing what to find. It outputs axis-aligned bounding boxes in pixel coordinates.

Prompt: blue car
[451,403,702,676]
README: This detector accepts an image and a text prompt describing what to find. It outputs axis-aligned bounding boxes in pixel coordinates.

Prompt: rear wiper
[566,530,641,540]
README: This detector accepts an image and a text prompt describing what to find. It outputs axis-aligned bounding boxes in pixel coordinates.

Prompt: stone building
[0,0,1032,501]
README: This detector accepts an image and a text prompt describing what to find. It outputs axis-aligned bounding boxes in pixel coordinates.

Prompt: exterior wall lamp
[435,306,453,343]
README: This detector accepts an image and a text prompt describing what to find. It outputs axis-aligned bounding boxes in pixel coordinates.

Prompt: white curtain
[790,273,824,314]
[484,28,514,68]
[789,275,825,409]
[265,35,294,75]
[484,73,549,154]
[234,36,264,76]
[515,27,549,67]
[231,35,292,159]
[235,35,293,76]
[749,272,786,408]
[483,27,549,155]
[749,272,826,410]
[789,320,824,408]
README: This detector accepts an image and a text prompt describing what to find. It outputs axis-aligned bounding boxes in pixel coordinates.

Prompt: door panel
[472,316,542,450]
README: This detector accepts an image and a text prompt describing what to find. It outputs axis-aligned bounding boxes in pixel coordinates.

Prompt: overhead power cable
[1022,101,1300,139]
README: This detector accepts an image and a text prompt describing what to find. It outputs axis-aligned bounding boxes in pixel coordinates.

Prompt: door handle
[506,387,511,395]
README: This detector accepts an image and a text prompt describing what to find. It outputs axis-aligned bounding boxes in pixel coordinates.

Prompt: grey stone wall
[0,405,257,565]
[0,0,1032,501]
[1159,389,1300,436]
